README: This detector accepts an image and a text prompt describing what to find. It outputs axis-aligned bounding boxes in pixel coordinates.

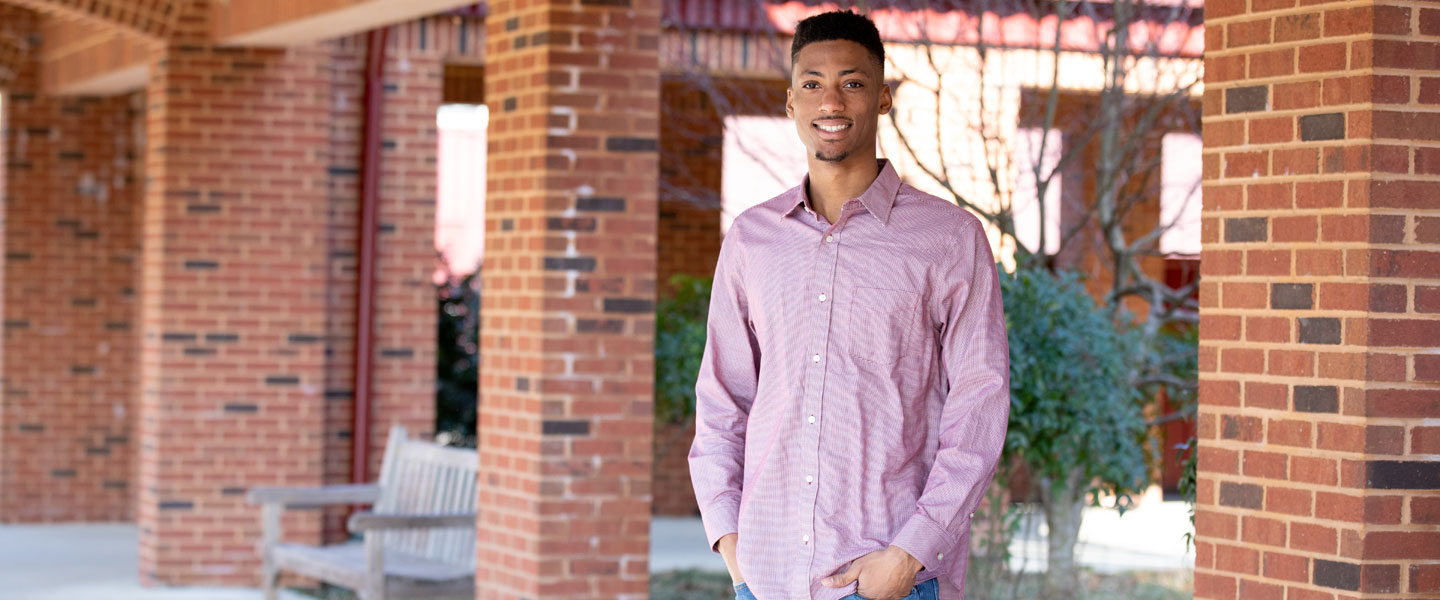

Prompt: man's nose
[818,86,844,114]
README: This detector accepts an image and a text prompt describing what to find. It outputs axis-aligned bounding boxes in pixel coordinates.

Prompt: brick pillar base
[477,0,660,596]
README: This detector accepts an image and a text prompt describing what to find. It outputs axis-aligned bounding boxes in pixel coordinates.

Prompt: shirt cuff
[701,499,740,554]
[889,510,962,575]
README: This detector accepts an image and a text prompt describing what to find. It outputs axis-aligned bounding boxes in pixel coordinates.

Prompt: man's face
[786,40,892,165]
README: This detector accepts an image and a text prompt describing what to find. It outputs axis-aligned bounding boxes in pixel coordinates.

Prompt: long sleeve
[688,230,761,554]
[889,220,1011,574]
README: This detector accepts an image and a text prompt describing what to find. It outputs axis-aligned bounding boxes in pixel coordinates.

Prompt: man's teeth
[818,124,850,132]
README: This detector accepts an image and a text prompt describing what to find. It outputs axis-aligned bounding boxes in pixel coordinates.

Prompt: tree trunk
[1039,470,1087,600]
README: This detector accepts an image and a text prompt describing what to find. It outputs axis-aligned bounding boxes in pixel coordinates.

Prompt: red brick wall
[478,0,660,595]
[0,7,144,523]
[1196,0,1440,596]
[132,2,444,584]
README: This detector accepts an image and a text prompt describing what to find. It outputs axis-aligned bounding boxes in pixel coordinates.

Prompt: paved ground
[1,498,1192,598]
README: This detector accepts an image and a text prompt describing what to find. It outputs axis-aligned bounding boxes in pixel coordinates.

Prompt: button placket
[793,221,843,598]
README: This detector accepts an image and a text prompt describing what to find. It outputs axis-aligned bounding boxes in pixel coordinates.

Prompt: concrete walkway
[0,500,1191,598]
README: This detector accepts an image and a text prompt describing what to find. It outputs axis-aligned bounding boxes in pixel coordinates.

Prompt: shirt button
[805,475,814,483]
[818,293,827,302]
[937,553,944,560]
[808,415,815,423]
[812,354,820,363]
[825,235,834,243]
[803,534,810,543]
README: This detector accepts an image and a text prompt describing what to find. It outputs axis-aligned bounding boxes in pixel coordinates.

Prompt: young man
[688,10,1011,600]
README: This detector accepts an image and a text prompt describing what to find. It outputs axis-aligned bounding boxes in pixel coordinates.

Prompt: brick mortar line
[1204,8,1430,28]
[1202,70,1440,88]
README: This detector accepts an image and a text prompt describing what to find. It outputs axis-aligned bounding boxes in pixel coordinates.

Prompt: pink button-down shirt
[689,160,1010,599]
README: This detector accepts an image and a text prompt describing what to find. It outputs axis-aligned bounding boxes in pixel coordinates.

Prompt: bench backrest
[374,425,478,569]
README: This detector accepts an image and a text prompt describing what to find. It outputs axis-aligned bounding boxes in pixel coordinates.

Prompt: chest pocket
[847,286,921,366]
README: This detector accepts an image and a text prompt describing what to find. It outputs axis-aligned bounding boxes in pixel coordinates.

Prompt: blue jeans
[733,576,939,600]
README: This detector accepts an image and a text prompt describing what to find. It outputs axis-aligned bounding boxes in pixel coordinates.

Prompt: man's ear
[878,79,894,116]
[785,87,795,119]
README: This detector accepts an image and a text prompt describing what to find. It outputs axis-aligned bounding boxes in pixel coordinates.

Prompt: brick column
[136,7,438,585]
[478,0,659,596]
[1197,0,1440,597]
[0,6,143,523]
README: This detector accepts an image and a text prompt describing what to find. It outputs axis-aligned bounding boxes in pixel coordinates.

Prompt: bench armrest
[247,483,382,507]
[347,511,475,532]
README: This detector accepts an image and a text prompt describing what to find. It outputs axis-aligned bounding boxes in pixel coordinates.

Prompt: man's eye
[844,81,863,88]
[802,82,819,89]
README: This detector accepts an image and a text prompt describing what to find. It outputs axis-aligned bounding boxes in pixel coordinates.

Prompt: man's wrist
[889,544,925,573]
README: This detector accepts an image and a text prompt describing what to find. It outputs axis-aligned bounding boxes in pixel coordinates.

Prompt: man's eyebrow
[800,68,868,78]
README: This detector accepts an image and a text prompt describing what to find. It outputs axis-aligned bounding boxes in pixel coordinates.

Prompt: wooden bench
[248,425,478,600]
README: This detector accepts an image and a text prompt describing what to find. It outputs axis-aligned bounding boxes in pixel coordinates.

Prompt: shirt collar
[781,159,902,225]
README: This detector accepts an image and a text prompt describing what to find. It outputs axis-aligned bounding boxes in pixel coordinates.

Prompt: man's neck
[805,153,880,224]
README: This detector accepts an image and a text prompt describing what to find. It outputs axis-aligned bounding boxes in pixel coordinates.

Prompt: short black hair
[790,10,885,74]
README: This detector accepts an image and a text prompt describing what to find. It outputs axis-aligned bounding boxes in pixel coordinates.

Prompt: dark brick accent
[326,166,358,176]
[205,333,239,343]
[220,487,247,496]
[1314,559,1360,591]
[264,375,300,386]
[577,319,625,334]
[1222,416,1262,442]
[1225,217,1268,242]
[514,35,528,49]
[223,403,259,414]
[17,424,44,433]
[287,333,321,343]
[544,257,597,271]
[577,196,626,212]
[501,218,515,231]
[51,469,77,478]
[162,332,197,342]
[102,481,127,490]
[505,16,519,30]
[1294,386,1339,413]
[1272,283,1314,309]
[504,97,517,112]
[581,0,631,5]
[58,151,85,161]
[1370,284,1407,312]
[104,435,128,444]
[380,347,414,358]
[74,230,99,240]
[325,389,353,399]
[1226,86,1268,113]
[542,420,590,435]
[5,252,31,261]
[186,203,221,214]
[71,297,96,307]
[105,321,130,330]
[71,365,95,374]
[516,377,530,391]
[1366,461,1440,489]
[1300,113,1345,141]
[605,137,658,152]
[183,347,216,356]
[378,223,396,233]
[184,260,219,270]
[604,298,654,313]
[1298,318,1341,344]
[86,447,110,456]
[4,320,29,329]
[1219,481,1264,509]
[547,217,597,232]
[158,501,194,511]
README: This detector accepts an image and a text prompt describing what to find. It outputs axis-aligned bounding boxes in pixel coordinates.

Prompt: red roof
[662,0,1204,58]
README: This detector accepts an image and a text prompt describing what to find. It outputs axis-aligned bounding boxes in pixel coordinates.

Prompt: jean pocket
[733,581,751,599]
[847,286,920,366]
